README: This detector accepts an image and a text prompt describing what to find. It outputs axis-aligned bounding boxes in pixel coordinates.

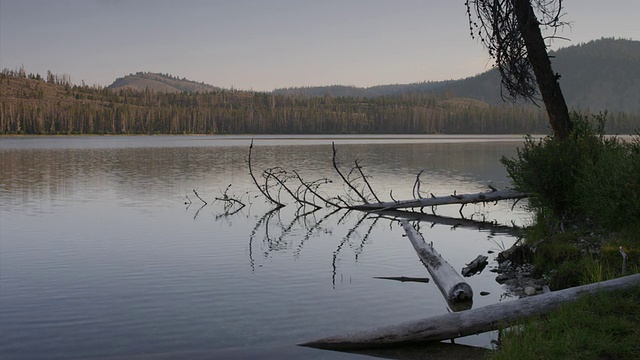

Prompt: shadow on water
[82,342,489,360]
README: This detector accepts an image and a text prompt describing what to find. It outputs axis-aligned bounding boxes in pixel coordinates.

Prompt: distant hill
[439,38,640,113]
[3,62,639,135]
[272,81,449,98]
[273,38,640,113]
[108,72,222,93]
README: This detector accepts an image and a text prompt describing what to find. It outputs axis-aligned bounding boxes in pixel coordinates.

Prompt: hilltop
[108,72,222,93]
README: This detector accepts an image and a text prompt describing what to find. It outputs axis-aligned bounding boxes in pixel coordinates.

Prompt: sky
[1,0,639,91]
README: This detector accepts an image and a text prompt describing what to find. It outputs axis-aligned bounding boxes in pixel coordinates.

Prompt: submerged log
[461,255,489,277]
[300,273,640,350]
[352,189,527,212]
[400,220,472,304]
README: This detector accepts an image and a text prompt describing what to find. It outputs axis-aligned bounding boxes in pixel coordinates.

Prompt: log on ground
[299,273,640,350]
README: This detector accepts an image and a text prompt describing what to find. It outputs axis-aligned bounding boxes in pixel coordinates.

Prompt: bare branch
[293,170,342,208]
[332,142,369,204]
[354,160,381,203]
[247,140,285,207]
[412,170,425,199]
[269,167,321,209]
[466,0,568,103]
[193,189,207,205]
[214,184,247,217]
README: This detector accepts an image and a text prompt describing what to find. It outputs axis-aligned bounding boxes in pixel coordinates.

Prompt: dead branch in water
[211,185,246,219]
[461,255,489,277]
[412,170,425,199]
[293,171,341,208]
[332,142,370,204]
[246,141,526,217]
[248,140,285,208]
[192,189,207,205]
[354,159,381,203]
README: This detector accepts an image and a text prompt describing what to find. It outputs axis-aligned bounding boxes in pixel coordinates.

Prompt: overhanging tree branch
[466,0,573,139]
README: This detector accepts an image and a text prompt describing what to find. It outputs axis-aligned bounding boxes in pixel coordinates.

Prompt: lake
[0,135,531,359]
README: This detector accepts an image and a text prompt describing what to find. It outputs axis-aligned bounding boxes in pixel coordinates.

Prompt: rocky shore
[491,243,548,298]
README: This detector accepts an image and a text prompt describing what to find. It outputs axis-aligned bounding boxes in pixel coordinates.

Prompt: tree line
[1,69,639,135]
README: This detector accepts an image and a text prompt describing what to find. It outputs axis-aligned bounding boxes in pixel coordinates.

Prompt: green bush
[502,112,640,231]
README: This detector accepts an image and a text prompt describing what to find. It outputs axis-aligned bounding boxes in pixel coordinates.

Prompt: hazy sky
[1,0,638,91]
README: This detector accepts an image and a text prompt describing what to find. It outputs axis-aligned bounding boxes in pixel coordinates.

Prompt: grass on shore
[489,285,640,360]
[487,226,640,360]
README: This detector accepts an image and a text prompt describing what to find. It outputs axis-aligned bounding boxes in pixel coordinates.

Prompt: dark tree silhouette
[466,0,573,139]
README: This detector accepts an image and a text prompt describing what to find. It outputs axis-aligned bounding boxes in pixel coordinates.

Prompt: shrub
[501,112,640,231]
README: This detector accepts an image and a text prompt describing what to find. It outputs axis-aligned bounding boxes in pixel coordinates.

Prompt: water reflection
[183,138,527,300]
[0,135,530,360]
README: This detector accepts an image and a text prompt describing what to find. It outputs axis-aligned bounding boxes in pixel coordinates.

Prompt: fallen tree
[247,141,528,217]
[353,189,527,212]
[300,273,640,350]
[401,220,473,306]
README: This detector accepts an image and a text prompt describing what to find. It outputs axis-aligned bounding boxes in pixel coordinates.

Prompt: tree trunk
[351,189,527,212]
[401,220,473,306]
[513,0,573,139]
[300,273,640,350]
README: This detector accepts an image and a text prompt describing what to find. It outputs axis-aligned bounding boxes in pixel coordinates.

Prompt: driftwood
[246,142,528,212]
[300,273,640,350]
[461,255,489,277]
[352,189,527,212]
[400,220,473,304]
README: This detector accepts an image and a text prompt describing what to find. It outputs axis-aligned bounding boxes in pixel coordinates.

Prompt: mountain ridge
[272,38,640,113]
[106,38,638,113]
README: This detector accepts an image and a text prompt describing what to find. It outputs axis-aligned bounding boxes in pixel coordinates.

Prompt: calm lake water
[0,135,531,360]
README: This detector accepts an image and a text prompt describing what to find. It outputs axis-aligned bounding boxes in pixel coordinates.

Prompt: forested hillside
[1,69,556,135]
[441,38,640,113]
[275,38,640,114]
[108,72,222,93]
[2,38,639,136]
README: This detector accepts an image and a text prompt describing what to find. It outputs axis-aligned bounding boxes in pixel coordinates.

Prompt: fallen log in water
[461,255,489,277]
[352,189,527,212]
[299,273,640,350]
[400,220,473,304]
